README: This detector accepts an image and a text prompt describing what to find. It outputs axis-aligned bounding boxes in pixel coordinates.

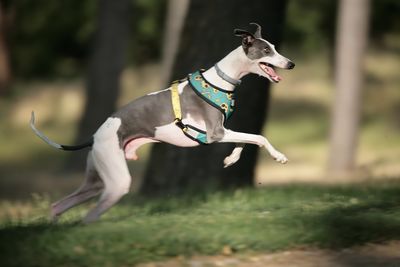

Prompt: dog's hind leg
[83,117,132,223]
[50,151,103,221]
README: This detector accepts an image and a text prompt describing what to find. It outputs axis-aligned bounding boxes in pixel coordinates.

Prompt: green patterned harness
[189,70,235,121]
[173,70,236,145]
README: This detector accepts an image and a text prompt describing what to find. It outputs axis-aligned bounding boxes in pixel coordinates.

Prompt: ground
[138,241,400,267]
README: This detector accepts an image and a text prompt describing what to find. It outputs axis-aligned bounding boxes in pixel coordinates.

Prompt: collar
[214,63,241,86]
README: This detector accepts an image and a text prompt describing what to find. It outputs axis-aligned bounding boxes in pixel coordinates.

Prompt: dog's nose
[286,61,295,69]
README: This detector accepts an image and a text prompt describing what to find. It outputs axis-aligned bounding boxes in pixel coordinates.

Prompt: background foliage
[9,0,166,78]
[7,0,399,79]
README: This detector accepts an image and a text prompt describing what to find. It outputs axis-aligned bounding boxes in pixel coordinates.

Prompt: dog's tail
[30,111,93,151]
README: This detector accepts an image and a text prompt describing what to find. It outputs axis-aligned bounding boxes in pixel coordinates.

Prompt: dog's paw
[271,150,288,164]
[50,204,60,222]
[223,155,240,168]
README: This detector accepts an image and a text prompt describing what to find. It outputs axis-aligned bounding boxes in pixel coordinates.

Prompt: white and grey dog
[31,23,295,223]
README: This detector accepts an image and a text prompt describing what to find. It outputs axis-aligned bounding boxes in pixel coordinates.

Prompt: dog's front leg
[224,143,245,168]
[219,129,288,164]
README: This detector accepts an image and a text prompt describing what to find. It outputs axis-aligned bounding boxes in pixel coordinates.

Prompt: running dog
[31,23,295,223]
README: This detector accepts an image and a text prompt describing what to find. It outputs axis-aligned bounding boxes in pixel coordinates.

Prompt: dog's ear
[233,29,255,50]
[249,22,262,39]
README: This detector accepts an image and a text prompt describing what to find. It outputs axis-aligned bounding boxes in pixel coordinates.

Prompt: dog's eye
[264,47,270,53]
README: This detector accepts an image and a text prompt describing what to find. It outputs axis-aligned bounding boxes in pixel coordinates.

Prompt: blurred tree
[10,0,97,78]
[8,0,164,79]
[0,0,12,94]
[141,0,288,195]
[160,0,189,86]
[370,0,400,42]
[128,0,166,66]
[328,0,370,174]
[67,0,132,170]
[284,0,337,54]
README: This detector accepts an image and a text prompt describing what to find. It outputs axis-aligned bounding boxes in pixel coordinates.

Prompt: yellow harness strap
[171,81,187,131]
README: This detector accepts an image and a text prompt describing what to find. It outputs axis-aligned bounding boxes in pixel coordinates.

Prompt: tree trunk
[67,0,131,171]
[142,0,287,195]
[328,0,370,174]
[0,1,12,95]
[160,0,190,87]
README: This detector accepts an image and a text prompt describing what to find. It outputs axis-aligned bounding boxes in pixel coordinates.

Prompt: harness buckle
[174,118,188,132]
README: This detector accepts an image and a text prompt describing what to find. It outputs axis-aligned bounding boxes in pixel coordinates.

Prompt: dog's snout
[286,61,295,69]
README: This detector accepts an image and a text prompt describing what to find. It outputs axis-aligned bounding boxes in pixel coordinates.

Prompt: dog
[30,23,295,223]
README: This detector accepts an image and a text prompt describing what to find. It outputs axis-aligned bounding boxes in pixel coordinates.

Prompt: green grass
[1,182,400,267]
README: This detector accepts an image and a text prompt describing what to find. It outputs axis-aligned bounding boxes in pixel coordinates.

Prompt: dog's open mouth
[259,62,282,83]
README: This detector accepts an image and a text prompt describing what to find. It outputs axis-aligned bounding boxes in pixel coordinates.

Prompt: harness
[171,69,237,145]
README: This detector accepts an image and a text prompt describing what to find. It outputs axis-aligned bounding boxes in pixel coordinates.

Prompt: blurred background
[0,0,399,200]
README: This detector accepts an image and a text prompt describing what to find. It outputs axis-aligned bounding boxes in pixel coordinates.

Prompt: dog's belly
[154,122,200,147]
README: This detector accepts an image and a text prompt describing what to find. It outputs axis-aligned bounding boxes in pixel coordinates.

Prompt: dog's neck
[202,46,251,92]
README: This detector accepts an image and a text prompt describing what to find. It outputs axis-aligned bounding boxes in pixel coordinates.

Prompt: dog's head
[234,23,295,83]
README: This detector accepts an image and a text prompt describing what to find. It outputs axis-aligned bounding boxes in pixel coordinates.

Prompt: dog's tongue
[265,65,282,82]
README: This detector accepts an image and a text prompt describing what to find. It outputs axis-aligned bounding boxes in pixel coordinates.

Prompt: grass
[1,182,400,266]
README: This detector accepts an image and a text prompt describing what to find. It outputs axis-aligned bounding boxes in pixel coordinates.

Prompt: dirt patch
[138,241,400,267]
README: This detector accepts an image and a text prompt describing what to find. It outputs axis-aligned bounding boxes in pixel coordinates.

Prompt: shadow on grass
[312,201,400,248]
[0,221,83,267]
[315,197,400,266]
